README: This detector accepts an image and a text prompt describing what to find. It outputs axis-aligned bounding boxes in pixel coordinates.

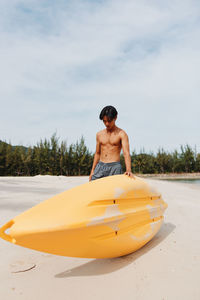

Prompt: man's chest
[99,134,121,146]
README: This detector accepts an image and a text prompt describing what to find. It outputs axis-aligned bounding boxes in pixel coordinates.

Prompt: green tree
[49,133,59,175]
[8,147,24,175]
[23,147,33,176]
[133,152,156,174]
[72,137,92,175]
[180,145,195,173]
[59,141,68,175]
[195,153,200,172]
[0,141,7,175]
[155,149,173,173]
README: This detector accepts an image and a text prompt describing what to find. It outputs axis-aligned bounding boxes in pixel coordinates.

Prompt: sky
[0,0,200,153]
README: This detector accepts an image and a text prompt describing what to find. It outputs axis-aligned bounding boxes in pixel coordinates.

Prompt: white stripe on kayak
[87,204,125,231]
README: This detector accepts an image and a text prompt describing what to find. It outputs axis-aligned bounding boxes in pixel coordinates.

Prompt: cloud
[0,0,200,152]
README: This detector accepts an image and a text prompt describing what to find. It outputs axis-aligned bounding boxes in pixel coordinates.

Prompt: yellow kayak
[0,175,167,258]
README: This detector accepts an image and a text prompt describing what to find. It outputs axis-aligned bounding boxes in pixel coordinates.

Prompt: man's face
[103,116,116,130]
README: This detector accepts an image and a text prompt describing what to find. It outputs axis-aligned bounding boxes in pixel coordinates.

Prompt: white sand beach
[0,176,200,300]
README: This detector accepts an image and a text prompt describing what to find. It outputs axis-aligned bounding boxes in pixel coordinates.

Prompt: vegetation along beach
[1,134,200,177]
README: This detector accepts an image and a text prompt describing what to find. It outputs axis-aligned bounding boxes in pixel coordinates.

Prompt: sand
[0,176,200,300]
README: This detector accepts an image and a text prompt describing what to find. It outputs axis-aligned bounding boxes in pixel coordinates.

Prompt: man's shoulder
[118,128,128,137]
[96,129,106,138]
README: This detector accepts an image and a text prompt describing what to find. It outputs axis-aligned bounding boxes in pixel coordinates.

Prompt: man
[89,105,134,181]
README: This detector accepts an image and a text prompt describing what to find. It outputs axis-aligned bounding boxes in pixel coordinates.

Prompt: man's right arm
[89,133,101,181]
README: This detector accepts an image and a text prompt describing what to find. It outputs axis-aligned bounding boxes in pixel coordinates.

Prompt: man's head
[99,106,118,130]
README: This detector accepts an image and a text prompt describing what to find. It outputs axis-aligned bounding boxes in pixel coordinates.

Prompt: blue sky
[0,0,200,153]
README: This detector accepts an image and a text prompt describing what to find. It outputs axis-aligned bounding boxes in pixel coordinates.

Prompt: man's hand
[89,173,93,181]
[124,171,135,179]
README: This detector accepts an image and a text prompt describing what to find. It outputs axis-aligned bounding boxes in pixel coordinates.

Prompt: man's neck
[106,125,117,133]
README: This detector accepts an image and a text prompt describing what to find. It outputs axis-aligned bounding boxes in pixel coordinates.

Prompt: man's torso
[98,127,123,163]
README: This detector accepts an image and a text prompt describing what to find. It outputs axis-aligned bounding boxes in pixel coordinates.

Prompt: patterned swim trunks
[91,161,123,181]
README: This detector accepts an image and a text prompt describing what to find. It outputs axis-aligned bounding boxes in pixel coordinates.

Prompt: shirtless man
[89,106,134,181]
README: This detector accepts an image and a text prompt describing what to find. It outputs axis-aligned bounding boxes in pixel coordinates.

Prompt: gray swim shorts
[91,161,123,181]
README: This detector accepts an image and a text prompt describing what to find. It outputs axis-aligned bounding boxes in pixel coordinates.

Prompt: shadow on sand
[55,222,175,278]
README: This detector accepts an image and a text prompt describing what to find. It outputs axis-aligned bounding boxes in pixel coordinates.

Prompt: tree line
[0,134,200,176]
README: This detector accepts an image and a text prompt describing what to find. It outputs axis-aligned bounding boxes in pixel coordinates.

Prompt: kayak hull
[0,175,167,258]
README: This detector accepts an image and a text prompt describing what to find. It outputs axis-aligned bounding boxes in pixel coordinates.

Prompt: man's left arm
[121,131,135,178]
